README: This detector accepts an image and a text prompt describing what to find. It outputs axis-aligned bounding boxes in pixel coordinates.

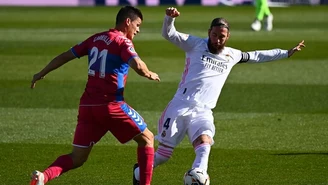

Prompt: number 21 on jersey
[88,46,108,78]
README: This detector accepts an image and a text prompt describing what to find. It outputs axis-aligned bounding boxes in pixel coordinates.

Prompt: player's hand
[148,72,160,82]
[31,73,45,89]
[166,7,180,18]
[288,40,305,57]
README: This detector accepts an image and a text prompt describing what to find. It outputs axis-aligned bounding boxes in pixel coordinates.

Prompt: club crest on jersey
[161,130,166,137]
[225,54,233,62]
[129,47,136,54]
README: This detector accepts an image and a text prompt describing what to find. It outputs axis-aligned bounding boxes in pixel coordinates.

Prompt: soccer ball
[183,168,210,185]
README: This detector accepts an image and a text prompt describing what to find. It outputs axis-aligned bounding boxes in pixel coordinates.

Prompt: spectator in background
[251,0,274,31]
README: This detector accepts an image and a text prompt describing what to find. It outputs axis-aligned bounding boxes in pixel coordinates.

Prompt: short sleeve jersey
[71,29,138,105]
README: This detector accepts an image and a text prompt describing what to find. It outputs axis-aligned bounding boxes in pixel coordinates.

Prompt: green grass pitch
[0,5,328,185]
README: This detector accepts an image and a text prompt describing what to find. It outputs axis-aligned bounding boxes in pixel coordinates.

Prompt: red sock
[137,146,154,185]
[43,154,74,183]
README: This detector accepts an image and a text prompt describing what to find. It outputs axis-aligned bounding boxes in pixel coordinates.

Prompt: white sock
[192,143,211,171]
[134,145,173,181]
[154,145,173,167]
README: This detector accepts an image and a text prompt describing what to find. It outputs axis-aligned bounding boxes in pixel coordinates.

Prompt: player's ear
[208,29,211,37]
[125,18,131,26]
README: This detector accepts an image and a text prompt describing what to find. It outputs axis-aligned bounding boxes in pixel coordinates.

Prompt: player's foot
[133,163,140,185]
[30,170,45,185]
[264,14,273,31]
[251,19,261,31]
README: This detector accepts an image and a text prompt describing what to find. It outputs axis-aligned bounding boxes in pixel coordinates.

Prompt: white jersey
[162,16,289,109]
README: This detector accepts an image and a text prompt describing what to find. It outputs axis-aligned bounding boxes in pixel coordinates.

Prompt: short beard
[207,40,224,54]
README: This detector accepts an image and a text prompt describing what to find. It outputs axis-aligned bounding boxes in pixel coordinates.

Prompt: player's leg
[30,106,108,185]
[261,0,271,16]
[108,102,154,185]
[262,0,273,31]
[132,142,175,185]
[31,146,93,185]
[191,135,212,171]
[187,109,215,172]
[133,128,155,185]
[251,0,263,31]
[133,100,189,184]
[154,100,189,167]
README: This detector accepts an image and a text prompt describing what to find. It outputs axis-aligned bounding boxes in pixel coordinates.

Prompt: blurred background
[0,1,327,185]
[0,0,327,6]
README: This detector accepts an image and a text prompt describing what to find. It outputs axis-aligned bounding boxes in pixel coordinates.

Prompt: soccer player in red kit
[30,6,159,185]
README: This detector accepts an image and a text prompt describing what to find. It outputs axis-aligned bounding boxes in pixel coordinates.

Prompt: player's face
[207,26,230,54]
[127,17,142,40]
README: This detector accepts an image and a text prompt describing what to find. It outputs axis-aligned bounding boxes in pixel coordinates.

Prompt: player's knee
[68,153,89,168]
[69,147,92,168]
[134,128,154,147]
[192,134,212,147]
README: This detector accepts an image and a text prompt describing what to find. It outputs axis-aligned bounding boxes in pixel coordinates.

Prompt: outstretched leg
[30,146,92,185]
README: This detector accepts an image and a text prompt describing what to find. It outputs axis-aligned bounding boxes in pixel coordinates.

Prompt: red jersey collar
[109,29,125,36]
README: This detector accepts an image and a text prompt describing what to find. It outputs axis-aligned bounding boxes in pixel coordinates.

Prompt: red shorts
[73,101,147,147]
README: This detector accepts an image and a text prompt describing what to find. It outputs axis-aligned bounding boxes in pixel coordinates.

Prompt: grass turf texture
[0,5,328,185]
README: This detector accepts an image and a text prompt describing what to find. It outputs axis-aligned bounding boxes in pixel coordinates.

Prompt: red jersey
[71,29,138,105]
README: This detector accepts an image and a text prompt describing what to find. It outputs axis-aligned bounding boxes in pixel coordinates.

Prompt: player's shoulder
[186,35,206,49]
[113,35,133,47]
[223,46,243,63]
[223,46,242,55]
[89,31,110,39]
[120,37,133,46]
[188,34,204,42]
[106,30,131,44]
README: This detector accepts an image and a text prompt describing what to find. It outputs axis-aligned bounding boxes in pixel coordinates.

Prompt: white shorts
[156,98,215,148]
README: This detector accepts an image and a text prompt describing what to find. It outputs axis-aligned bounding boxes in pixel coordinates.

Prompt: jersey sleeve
[120,38,139,63]
[237,49,289,63]
[228,48,243,64]
[162,16,199,52]
[71,37,92,58]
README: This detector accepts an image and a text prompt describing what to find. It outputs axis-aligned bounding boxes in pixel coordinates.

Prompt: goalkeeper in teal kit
[251,0,273,31]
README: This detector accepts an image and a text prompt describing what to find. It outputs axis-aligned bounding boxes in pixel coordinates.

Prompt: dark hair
[115,6,143,26]
[210,18,230,31]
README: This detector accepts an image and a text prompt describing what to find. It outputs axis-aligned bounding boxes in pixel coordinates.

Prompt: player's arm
[128,57,160,81]
[238,40,305,63]
[162,7,194,51]
[31,50,76,88]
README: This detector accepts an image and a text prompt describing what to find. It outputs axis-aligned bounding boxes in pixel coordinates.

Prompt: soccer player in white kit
[133,7,305,184]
